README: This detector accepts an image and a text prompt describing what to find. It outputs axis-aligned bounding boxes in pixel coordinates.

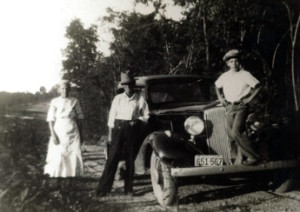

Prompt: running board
[171,159,300,177]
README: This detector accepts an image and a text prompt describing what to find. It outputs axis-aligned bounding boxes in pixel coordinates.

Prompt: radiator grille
[204,107,232,165]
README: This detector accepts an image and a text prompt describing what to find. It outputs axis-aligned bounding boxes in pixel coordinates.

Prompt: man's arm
[242,84,262,104]
[107,96,118,143]
[107,96,118,128]
[131,96,149,126]
[215,86,228,106]
[107,127,112,144]
[138,96,150,123]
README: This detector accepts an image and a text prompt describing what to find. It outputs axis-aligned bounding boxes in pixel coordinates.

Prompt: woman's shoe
[96,189,108,197]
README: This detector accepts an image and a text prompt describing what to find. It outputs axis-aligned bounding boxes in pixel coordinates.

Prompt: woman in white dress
[44,80,84,180]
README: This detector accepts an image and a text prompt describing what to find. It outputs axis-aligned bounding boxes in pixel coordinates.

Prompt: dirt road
[82,144,300,212]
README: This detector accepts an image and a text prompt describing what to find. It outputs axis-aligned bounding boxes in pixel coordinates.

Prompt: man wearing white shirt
[215,49,262,165]
[96,71,149,197]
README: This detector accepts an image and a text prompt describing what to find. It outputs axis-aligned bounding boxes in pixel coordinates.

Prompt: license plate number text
[194,155,223,167]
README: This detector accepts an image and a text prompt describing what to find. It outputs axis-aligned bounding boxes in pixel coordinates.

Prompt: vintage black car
[120,75,300,207]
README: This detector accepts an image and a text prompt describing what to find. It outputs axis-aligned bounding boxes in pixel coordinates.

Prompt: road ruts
[81,145,300,212]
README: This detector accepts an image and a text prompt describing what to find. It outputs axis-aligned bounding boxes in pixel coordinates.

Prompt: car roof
[135,75,213,87]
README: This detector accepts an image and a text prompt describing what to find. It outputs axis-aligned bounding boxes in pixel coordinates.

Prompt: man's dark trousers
[97,120,142,194]
[226,104,259,159]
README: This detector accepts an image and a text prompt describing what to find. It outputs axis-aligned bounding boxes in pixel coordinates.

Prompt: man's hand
[107,128,112,144]
[129,120,135,126]
[244,85,262,105]
[51,134,59,145]
[220,99,228,106]
[130,119,141,126]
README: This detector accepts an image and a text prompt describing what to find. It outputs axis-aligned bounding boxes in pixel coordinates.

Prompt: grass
[0,116,106,212]
[5,101,50,120]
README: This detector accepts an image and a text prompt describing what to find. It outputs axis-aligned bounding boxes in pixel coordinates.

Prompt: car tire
[150,151,177,206]
[273,168,299,193]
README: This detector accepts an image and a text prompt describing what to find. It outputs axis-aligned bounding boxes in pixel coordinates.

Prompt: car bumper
[171,159,300,177]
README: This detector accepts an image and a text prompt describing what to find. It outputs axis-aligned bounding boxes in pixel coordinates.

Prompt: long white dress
[44,96,84,177]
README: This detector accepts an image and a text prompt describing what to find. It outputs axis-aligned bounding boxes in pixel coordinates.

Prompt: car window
[149,80,212,104]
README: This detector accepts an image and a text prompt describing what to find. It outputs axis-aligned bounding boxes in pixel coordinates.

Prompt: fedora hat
[223,49,240,62]
[120,71,135,85]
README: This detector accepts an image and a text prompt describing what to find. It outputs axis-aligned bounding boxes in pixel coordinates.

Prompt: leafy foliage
[2,2,300,209]
[0,118,49,211]
[62,0,300,141]
[0,118,101,212]
[109,0,300,113]
[62,19,111,140]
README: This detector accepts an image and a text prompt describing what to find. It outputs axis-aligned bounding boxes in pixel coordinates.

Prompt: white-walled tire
[150,152,177,206]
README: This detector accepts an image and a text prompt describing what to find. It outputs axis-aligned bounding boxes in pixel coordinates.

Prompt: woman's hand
[49,121,59,145]
[51,134,60,145]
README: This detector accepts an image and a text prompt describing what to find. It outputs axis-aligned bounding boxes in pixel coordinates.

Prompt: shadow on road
[179,175,270,205]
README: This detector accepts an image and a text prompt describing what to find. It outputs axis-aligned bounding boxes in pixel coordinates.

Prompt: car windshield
[149,80,213,104]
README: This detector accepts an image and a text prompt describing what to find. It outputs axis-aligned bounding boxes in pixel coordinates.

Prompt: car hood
[151,100,220,115]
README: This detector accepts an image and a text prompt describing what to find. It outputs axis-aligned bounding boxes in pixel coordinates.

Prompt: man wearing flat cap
[215,49,262,165]
[96,71,149,196]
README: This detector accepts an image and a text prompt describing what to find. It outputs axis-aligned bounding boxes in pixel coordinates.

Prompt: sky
[0,0,183,93]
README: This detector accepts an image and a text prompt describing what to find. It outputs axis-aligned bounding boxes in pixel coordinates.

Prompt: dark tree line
[61,0,300,139]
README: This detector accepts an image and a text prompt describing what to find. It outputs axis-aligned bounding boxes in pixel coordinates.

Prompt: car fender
[148,131,194,162]
[135,131,196,173]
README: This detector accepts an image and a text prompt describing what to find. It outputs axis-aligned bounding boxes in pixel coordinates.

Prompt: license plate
[194,155,223,167]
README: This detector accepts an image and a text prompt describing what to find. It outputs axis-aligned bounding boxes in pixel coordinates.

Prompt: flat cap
[223,49,240,62]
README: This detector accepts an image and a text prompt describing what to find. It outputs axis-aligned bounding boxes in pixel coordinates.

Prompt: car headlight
[184,116,205,135]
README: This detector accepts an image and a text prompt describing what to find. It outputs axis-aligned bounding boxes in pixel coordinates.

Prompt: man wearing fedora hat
[215,49,262,165]
[96,71,149,197]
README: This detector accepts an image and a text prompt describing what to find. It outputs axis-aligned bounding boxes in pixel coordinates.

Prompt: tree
[103,10,165,75]
[102,7,193,76]
[39,86,46,94]
[282,0,300,111]
[62,19,108,139]
[63,19,100,88]
[133,0,300,115]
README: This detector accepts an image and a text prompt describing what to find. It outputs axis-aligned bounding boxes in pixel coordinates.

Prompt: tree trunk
[290,13,300,111]
[283,2,299,111]
[202,15,210,71]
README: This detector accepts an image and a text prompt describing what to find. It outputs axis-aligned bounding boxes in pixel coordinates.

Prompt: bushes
[0,118,58,212]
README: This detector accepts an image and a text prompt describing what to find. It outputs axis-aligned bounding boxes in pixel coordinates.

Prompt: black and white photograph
[0,0,300,211]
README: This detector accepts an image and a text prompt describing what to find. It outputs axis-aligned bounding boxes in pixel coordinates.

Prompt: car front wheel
[150,151,177,206]
[273,168,299,193]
